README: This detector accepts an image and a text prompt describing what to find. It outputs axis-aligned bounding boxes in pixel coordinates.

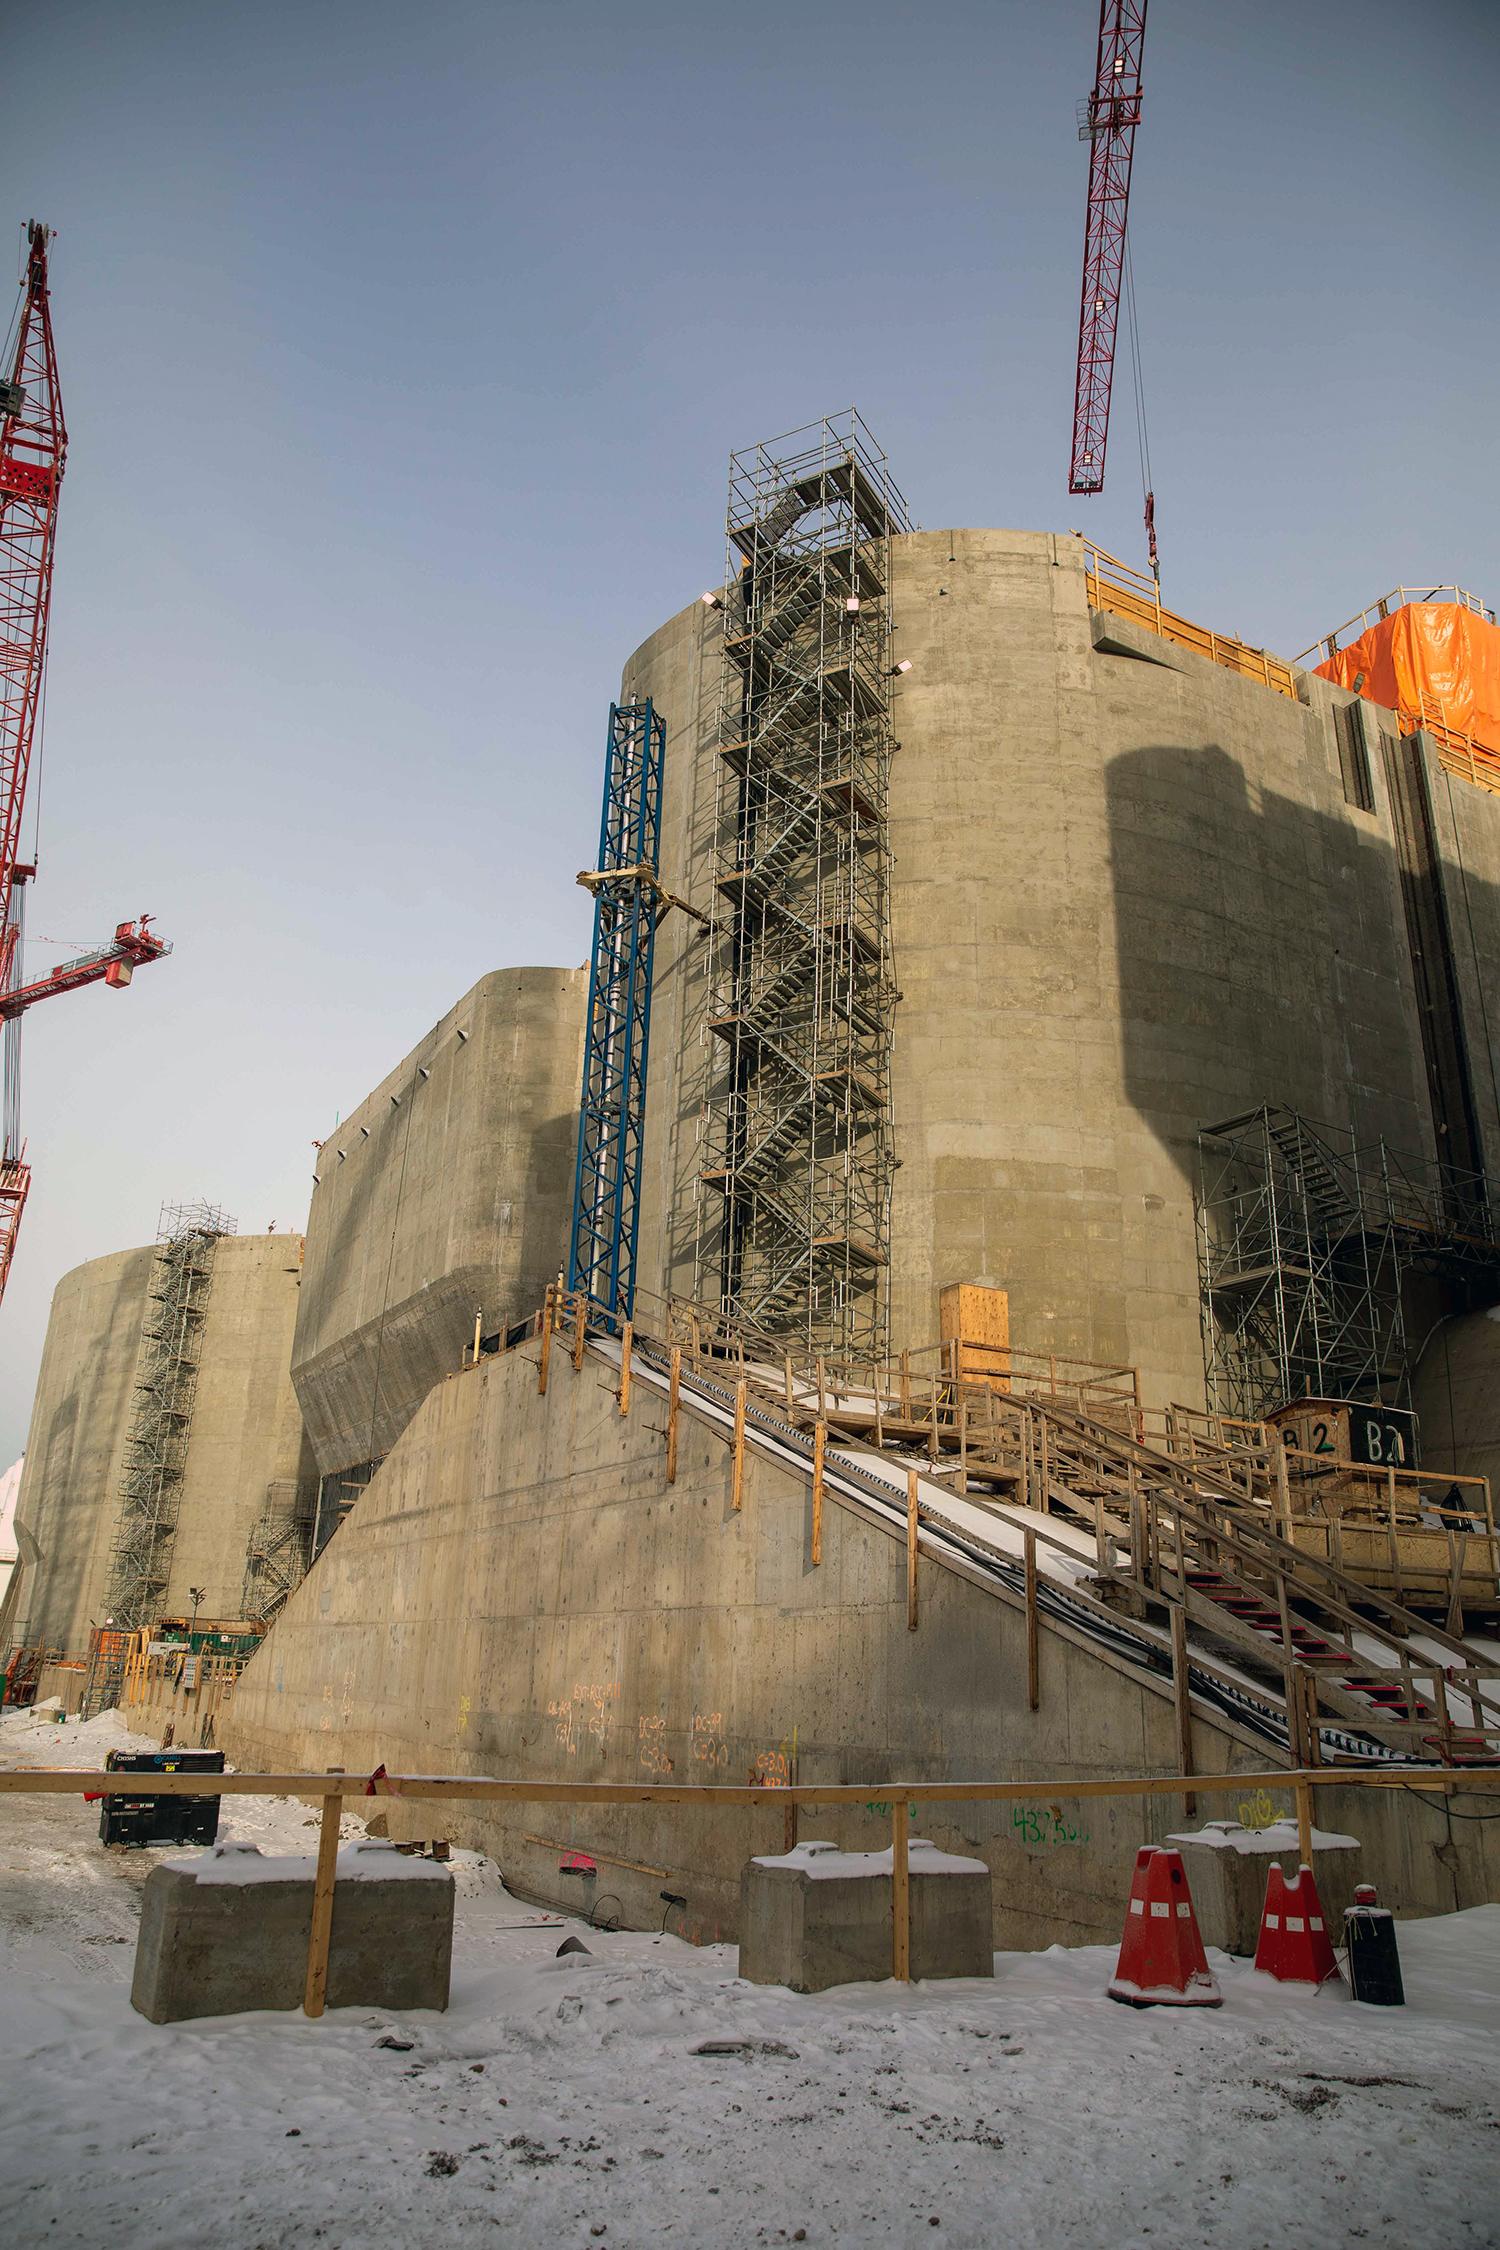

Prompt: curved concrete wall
[292,966,587,1476]
[624,530,1500,1408]
[1413,1308,1500,1490]
[11,1234,313,1653]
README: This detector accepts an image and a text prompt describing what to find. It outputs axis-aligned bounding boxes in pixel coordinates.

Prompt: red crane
[1068,3,1149,523]
[0,224,169,1304]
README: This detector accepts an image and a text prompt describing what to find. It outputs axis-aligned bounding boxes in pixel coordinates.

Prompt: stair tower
[1196,1105,1500,1421]
[699,412,909,1356]
[85,1201,236,1710]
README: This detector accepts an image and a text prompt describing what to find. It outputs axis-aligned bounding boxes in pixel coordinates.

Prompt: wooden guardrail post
[537,1287,553,1395]
[1023,1526,1041,1711]
[731,1379,747,1513]
[907,1469,920,1630]
[666,1346,682,1483]
[303,1776,344,2019]
[1170,1605,1195,1814]
[1295,1774,1314,1870]
[572,1294,587,1372]
[811,1421,825,1564]
[891,1799,911,1983]
[618,1321,632,1415]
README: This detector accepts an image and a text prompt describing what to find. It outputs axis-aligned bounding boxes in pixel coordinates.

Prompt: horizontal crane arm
[0,916,170,1022]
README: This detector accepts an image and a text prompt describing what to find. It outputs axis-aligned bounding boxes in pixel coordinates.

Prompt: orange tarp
[1316,603,1500,752]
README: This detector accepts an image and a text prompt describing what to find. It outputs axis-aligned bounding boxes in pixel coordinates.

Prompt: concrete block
[739,1838,993,1992]
[1165,1819,1361,1957]
[130,1840,454,2022]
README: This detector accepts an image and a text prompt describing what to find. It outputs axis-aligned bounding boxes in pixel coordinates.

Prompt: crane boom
[1068,1,1147,496]
[1,224,66,989]
[0,915,170,1022]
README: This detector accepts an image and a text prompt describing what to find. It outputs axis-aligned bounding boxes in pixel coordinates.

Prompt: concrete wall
[225,1334,1500,1948]
[9,1245,154,1653]
[291,966,587,1477]
[11,1235,313,1653]
[623,532,1500,1409]
[1413,1309,1500,1490]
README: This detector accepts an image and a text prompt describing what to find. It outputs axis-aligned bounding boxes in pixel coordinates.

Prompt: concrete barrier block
[130,1839,454,2023]
[1165,1819,1361,1956]
[739,1838,993,1992]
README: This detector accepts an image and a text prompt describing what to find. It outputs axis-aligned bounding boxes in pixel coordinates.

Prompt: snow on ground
[3,1710,1500,2248]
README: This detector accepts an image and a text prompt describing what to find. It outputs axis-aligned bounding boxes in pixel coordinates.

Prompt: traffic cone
[1107,1845,1222,2008]
[1253,1862,1340,1987]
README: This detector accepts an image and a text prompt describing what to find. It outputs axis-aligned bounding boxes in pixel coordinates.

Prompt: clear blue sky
[1,0,1496,1458]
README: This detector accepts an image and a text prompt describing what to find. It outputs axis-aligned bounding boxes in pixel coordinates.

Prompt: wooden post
[572,1294,587,1372]
[891,1799,911,1984]
[1273,1437,1291,1538]
[1024,1527,1040,1712]
[782,1796,799,1853]
[731,1379,747,1512]
[784,1353,796,1417]
[666,1347,681,1484]
[538,1288,552,1396]
[899,1349,911,1421]
[618,1320,633,1415]
[811,1421,825,1565]
[472,1308,482,1369]
[907,1469,920,1630]
[956,1387,968,1495]
[1295,1774,1314,1870]
[1038,1415,1050,1515]
[1170,1605,1195,1814]
[302,1783,343,2019]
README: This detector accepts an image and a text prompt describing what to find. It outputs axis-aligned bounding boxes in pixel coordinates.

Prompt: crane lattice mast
[1068,1,1148,500]
[0,224,169,1305]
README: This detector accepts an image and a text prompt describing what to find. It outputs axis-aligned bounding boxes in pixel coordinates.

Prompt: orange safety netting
[1316,603,1500,753]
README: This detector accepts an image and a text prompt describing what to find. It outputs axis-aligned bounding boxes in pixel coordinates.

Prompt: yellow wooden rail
[5,1761,1497,2013]
[1081,538,1298,704]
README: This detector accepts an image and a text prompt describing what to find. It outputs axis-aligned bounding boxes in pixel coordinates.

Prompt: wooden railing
[1081,539,1299,703]
[3,1759,1497,2014]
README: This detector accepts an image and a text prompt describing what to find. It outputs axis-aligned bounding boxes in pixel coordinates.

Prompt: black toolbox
[96,1748,225,1847]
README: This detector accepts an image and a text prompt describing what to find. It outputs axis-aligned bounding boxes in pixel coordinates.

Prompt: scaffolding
[84,1200,236,1712]
[698,411,909,1357]
[241,1476,316,1625]
[1196,1106,1500,1422]
[568,699,666,1327]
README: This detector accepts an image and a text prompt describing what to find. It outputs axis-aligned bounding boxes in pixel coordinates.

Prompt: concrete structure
[1164,1818,1361,1957]
[1414,1310,1500,1490]
[740,1838,993,1990]
[222,1332,1500,1949]
[629,530,1500,1410]
[291,967,587,1486]
[11,1234,313,1657]
[131,1841,454,2021]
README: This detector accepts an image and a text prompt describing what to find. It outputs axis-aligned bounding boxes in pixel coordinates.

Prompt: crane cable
[1122,238,1157,583]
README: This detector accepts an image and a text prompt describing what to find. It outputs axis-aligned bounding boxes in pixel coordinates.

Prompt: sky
[1,0,1496,1460]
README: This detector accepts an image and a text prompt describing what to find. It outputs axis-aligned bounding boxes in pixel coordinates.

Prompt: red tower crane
[0,223,169,1304]
[1068,3,1149,519]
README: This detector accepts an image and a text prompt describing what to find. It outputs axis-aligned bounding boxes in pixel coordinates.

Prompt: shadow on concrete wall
[1105,739,1500,1195]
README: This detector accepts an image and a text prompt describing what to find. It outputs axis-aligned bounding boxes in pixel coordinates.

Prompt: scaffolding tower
[568,698,666,1327]
[85,1201,236,1708]
[1196,1105,1500,1421]
[699,412,909,1357]
[241,1475,316,1625]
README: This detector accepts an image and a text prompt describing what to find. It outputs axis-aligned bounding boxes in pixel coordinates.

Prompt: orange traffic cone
[1253,1862,1341,1987]
[1107,1845,1222,2008]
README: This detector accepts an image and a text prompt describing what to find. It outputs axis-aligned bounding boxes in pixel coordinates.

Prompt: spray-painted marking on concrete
[1237,1786,1288,1832]
[1010,1804,1089,1848]
[638,1713,673,1776]
[752,1748,790,1788]
[547,1681,621,1755]
[691,1713,729,1768]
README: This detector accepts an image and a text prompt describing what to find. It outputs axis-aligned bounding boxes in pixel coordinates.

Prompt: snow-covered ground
[3,1708,1499,2249]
